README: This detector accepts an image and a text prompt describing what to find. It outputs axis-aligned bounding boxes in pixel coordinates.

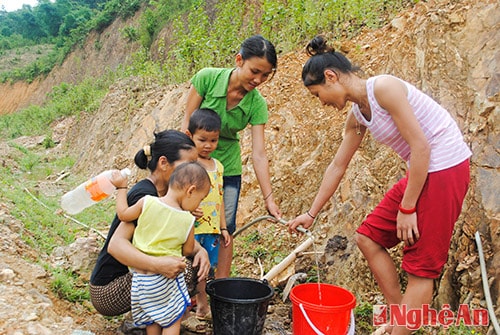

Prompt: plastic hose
[233,215,310,238]
[233,215,278,238]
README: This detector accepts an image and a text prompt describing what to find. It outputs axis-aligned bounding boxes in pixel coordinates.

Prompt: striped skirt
[131,272,191,328]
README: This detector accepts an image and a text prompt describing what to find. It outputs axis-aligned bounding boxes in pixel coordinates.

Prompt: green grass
[50,267,90,303]
[1,140,115,302]
[2,141,115,252]
[0,44,55,82]
[232,218,296,277]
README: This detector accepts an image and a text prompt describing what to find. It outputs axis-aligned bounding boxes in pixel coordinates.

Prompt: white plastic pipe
[474,231,500,334]
[262,237,314,282]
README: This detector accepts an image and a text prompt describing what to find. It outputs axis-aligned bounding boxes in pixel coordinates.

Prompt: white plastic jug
[61,168,130,214]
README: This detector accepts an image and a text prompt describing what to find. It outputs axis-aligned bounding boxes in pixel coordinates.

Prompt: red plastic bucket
[290,283,356,335]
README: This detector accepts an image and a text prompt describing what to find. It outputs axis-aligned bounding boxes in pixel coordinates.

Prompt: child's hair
[302,35,360,87]
[134,130,195,171]
[169,161,211,191]
[188,108,221,135]
[240,35,278,77]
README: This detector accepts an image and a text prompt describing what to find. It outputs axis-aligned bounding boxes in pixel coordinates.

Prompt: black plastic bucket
[206,277,274,335]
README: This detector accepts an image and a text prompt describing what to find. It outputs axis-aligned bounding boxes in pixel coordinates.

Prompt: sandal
[181,315,208,334]
[195,311,212,321]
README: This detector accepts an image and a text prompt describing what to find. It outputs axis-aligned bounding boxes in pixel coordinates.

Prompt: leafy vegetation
[355,301,377,333]
[0,0,415,83]
[1,141,114,252]
[233,221,290,277]
[0,0,146,82]
[50,268,90,302]
[1,139,116,303]
[156,0,415,84]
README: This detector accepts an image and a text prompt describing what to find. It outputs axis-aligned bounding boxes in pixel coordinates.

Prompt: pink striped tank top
[351,75,471,172]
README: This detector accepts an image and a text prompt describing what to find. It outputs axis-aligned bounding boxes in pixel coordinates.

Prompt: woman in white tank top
[288,35,471,335]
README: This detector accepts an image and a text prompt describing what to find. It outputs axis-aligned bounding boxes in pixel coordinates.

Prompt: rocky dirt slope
[0,0,498,334]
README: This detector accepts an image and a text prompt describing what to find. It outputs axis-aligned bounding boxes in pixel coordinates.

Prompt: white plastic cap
[120,168,131,177]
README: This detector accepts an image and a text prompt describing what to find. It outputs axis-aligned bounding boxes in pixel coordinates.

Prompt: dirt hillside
[0,0,498,334]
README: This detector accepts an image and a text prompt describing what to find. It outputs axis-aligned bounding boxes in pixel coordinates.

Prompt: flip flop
[181,315,208,334]
[195,311,212,321]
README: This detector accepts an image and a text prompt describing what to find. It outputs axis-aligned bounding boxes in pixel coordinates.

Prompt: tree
[35,1,63,37]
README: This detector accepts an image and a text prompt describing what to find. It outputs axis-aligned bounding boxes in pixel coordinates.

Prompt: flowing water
[279,220,324,303]
[306,229,323,304]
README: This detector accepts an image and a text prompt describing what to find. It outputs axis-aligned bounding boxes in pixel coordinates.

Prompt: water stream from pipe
[309,233,323,304]
[281,219,323,304]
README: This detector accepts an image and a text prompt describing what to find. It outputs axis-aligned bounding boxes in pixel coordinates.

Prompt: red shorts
[356,160,470,278]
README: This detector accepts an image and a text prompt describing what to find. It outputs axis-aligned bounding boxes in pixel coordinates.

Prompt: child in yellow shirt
[186,108,230,321]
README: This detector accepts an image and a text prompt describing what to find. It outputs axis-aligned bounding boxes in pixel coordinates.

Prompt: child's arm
[115,188,144,222]
[110,169,128,189]
[109,220,187,279]
[109,170,142,221]
[219,201,231,247]
[221,229,231,247]
[182,226,195,257]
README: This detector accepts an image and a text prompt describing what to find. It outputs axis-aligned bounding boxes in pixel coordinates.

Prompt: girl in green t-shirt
[181,35,282,278]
